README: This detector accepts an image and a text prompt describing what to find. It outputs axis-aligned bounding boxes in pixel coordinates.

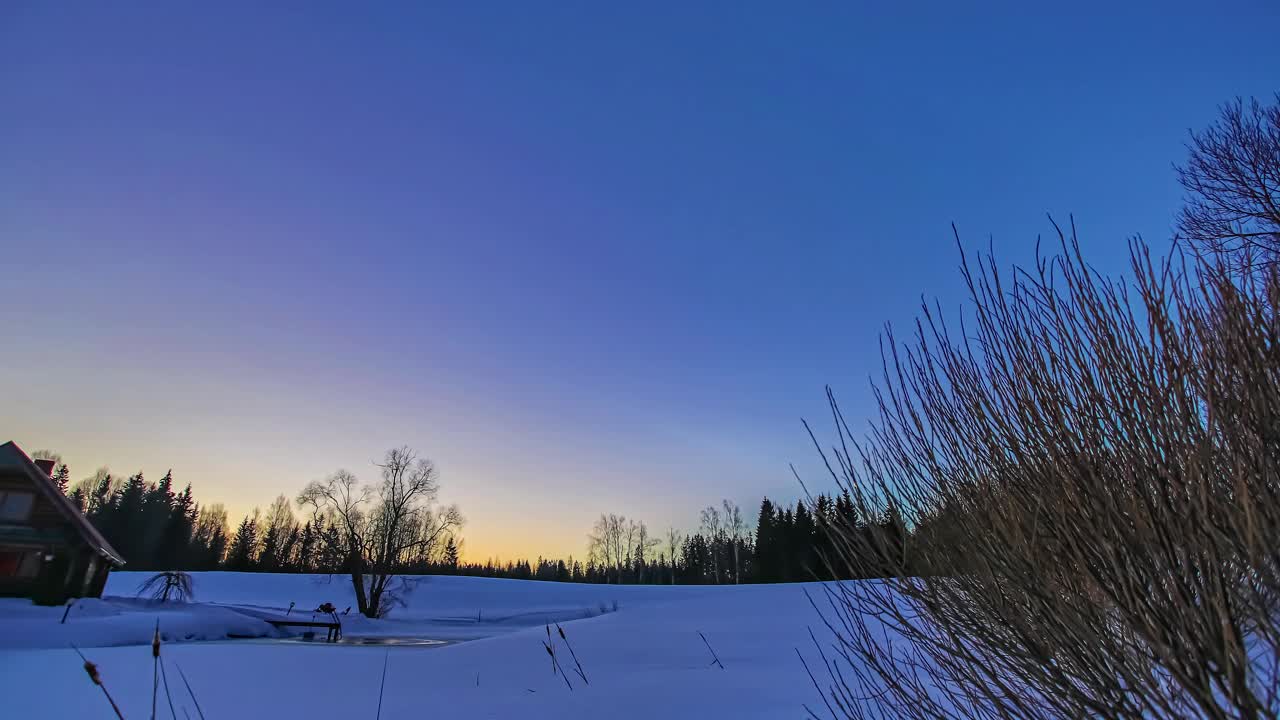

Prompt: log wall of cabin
[0,470,104,602]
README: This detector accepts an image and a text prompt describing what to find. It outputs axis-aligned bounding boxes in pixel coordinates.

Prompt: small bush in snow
[137,572,194,603]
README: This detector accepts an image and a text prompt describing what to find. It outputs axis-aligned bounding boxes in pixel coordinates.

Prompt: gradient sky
[2,2,1277,561]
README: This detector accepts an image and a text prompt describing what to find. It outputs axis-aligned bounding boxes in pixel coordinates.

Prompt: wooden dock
[216,603,345,642]
[265,616,342,642]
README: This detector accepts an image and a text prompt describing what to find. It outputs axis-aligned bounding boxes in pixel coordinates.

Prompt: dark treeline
[64,466,372,575]
[55,460,903,583]
[396,494,906,584]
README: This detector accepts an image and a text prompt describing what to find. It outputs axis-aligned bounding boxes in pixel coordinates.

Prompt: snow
[0,572,843,718]
[0,596,277,649]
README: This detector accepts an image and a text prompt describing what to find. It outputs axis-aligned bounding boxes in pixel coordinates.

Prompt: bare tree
[298,447,462,618]
[1177,94,1280,273]
[699,505,723,584]
[720,500,747,584]
[191,504,229,568]
[138,571,194,602]
[30,449,62,465]
[588,513,654,583]
[192,504,228,541]
[257,494,298,571]
[588,513,623,583]
[71,468,118,515]
[29,449,70,491]
[633,521,659,583]
[665,527,683,585]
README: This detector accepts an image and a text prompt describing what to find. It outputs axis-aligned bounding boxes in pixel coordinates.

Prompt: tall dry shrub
[806,224,1280,720]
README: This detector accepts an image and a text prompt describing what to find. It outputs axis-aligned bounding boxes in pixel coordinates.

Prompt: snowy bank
[0,572,840,718]
[0,597,278,649]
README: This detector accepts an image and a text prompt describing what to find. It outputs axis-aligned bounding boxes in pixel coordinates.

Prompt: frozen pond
[226,632,453,648]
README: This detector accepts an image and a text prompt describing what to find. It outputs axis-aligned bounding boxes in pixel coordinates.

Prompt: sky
[2,2,1277,562]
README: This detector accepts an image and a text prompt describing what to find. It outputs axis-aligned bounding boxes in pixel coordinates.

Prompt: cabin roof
[0,441,125,566]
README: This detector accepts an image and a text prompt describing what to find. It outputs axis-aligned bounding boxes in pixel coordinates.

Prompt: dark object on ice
[267,612,343,642]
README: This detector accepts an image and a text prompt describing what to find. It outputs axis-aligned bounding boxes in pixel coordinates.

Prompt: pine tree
[778,507,795,581]
[157,484,196,570]
[139,471,175,568]
[207,522,229,569]
[295,521,315,572]
[443,537,460,573]
[256,529,278,571]
[106,473,148,565]
[52,464,71,493]
[280,525,300,571]
[190,503,230,570]
[792,501,815,581]
[753,498,777,583]
[319,521,343,573]
[225,510,260,572]
[836,489,857,528]
[87,469,115,519]
[813,494,835,581]
[68,486,87,513]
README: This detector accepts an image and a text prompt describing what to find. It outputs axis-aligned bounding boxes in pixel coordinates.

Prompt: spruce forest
[55,461,903,584]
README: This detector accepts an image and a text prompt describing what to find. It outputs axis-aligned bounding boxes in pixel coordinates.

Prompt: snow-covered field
[0,572,841,718]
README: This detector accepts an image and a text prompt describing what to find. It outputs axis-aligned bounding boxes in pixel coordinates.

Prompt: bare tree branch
[297,448,462,618]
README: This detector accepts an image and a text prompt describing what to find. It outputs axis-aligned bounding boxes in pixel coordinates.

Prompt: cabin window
[0,491,35,522]
[0,550,40,577]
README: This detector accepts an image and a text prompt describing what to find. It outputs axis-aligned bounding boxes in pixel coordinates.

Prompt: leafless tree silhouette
[1177,95,1280,274]
[700,505,723,584]
[138,571,194,603]
[299,447,462,618]
[723,500,746,584]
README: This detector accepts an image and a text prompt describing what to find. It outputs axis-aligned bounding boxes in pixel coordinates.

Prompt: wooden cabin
[0,441,124,604]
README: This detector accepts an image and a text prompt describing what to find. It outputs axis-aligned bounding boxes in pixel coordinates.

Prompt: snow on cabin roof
[0,441,125,566]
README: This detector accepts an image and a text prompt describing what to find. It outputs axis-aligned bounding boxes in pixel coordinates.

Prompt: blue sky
[2,2,1277,559]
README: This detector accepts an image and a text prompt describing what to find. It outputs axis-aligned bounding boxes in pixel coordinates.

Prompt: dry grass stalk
[541,631,575,691]
[556,623,590,685]
[175,663,207,720]
[73,645,126,720]
[151,623,160,720]
[375,651,390,720]
[699,631,725,670]
[159,657,177,720]
[151,622,178,720]
[807,225,1280,719]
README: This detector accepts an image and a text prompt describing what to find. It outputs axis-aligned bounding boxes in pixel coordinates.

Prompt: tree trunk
[348,551,370,617]
[365,573,388,618]
[349,570,369,616]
